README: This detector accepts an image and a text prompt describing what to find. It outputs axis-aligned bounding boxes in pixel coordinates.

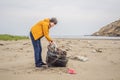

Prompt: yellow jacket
[31,18,52,41]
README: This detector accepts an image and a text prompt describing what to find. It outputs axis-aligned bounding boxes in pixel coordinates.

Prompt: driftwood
[46,44,68,67]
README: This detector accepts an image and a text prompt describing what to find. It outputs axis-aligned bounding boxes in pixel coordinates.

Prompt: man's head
[49,17,57,28]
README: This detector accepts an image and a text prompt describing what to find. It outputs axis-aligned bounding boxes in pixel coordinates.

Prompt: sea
[51,35,120,40]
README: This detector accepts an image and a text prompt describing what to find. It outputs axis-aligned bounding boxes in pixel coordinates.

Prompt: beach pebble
[92,48,102,53]
[0,43,4,46]
[65,47,71,51]
[92,49,97,53]
[96,48,102,53]
[23,43,30,45]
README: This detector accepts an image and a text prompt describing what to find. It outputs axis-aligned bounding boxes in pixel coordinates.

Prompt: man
[30,17,57,67]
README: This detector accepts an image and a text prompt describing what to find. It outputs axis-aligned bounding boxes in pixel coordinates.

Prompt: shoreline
[0,37,120,41]
[52,36,120,40]
[53,38,120,40]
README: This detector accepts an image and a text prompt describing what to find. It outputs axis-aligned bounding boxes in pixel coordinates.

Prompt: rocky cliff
[92,19,120,37]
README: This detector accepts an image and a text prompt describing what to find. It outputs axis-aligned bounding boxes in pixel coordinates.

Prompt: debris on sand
[69,56,88,62]
[68,68,76,74]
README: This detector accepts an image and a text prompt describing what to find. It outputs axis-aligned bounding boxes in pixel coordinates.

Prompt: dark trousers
[30,32,42,67]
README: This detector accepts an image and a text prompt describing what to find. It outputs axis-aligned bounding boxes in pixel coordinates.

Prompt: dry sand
[0,38,120,80]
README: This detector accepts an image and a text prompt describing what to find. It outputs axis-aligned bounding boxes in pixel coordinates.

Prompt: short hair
[50,17,57,24]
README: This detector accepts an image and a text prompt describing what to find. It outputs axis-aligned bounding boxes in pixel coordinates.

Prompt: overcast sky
[0,0,120,37]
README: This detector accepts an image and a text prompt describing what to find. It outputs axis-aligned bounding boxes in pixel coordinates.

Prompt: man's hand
[49,41,53,45]
[49,41,57,47]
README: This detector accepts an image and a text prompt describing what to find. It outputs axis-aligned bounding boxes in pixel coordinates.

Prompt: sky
[0,0,120,37]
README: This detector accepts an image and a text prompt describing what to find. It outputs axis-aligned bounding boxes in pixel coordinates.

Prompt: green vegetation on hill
[0,34,29,40]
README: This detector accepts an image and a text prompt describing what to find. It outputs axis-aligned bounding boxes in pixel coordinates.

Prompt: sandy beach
[0,38,120,80]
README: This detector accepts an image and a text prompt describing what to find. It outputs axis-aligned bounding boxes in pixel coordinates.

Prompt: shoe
[36,64,42,67]
[41,62,47,65]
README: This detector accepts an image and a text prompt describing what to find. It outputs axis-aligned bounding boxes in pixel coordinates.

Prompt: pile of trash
[46,43,68,67]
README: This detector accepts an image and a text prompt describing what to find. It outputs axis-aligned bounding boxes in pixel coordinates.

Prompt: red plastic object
[68,68,76,74]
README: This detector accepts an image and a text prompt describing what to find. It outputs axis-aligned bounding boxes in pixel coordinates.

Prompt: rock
[92,19,120,37]
[0,43,4,46]
[23,43,30,45]
[65,47,71,51]
[91,48,102,53]
[95,48,102,53]
[92,49,97,53]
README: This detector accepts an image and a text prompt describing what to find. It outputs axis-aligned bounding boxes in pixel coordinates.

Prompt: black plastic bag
[46,44,68,67]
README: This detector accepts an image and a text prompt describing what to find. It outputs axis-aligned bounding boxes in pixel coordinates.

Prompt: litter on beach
[69,56,88,62]
[68,68,76,74]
